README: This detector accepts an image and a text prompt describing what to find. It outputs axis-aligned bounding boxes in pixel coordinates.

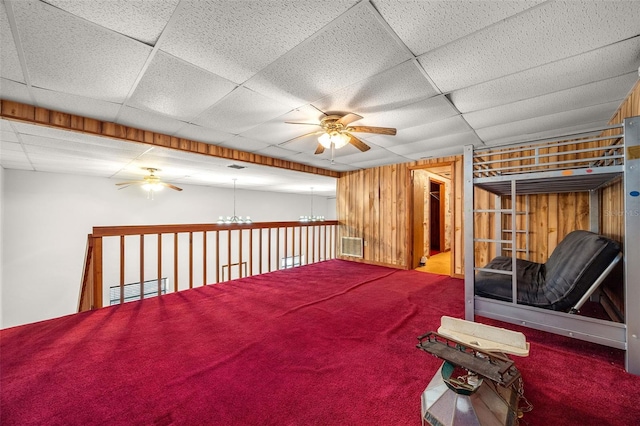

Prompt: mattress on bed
[475,230,621,311]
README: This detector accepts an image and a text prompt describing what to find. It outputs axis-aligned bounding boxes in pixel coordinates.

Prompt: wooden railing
[78,221,338,311]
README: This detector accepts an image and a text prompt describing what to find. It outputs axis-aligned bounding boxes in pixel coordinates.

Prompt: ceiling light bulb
[318,132,332,148]
[332,132,350,149]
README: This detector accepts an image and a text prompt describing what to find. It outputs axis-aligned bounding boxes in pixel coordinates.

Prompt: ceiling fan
[115,168,183,193]
[283,113,396,156]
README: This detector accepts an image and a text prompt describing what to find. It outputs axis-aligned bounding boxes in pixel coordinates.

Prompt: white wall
[0,167,4,329]
[1,169,336,328]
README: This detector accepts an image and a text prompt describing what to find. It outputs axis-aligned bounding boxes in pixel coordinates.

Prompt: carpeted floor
[1,259,639,425]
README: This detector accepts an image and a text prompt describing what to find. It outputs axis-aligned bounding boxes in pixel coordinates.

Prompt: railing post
[92,236,103,309]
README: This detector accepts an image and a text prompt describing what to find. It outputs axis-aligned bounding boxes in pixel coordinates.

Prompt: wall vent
[341,237,363,258]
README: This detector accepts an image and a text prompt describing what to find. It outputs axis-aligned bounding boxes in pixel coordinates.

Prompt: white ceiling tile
[450,37,640,113]
[374,0,543,55]
[357,95,460,140]
[1,128,19,143]
[245,2,413,107]
[388,131,482,156]
[464,72,639,130]
[173,124,233,145]
[373,115,470,148]
[0,78,31,104]
[193,87,293,134]
[349,154,410,169]
[13,0,151,103]
[0,2,25,83]
[20,135,143,163]
[240,106,326,144]
[158,0,358,84]
[403,145,469,161]
[313,60,437,115]
[0,161,33,171]
[11,121,150,153]
[331,145,396,164]
[116,105,187,135]
[217,136,270,152]
[476,101,620,143]
[253,146,301,158]
[279,136,325,156]
[128,51,237,121]
[43,0,179,45]
[32,87,122,122]
[1,140,24,153]
[483,120,611,147]
[419,1,640,92]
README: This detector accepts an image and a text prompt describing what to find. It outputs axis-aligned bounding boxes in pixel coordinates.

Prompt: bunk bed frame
[464,116,640,375]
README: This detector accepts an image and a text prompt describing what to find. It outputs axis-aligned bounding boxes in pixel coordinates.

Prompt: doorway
[429,180,445,255]
[411,165,453,274]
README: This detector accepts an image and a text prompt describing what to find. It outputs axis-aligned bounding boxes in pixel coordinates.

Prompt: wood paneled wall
[337,156,463,275]
[336,79,638,276]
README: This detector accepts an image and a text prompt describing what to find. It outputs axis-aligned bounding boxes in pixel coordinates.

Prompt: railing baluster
[268,228,272,272]
[291,225,295,266]
[174,233,178,293]
[215,230,220,284]
[312,226,316,263]
[227,230,232,281]
[258,228,263,275]
[276,227,280,270]
[203,231,207,286]
[305,226,310,265]
[157,233,162,296]
[189,231,193,289]
[249,229,253,277]
[120,235,125,304]
[284,226,288,269]
[298,225,302,266]
[140,234,144,300]
[238,229,243,279]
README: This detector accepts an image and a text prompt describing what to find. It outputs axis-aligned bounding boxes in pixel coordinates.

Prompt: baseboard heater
[341,237,363,258]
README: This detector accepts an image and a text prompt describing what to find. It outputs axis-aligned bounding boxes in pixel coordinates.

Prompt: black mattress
[475,230,621,311]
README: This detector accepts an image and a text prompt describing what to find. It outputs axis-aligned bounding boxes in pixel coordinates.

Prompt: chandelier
[217,179,252,224]
[299,187,324,222]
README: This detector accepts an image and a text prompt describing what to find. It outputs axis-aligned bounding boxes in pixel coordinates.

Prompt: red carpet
[1,260,639,425]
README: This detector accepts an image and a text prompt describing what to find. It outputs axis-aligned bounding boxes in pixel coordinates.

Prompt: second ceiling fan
[284,112,396,155]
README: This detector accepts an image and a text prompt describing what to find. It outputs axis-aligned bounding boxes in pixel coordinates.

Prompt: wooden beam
[0,99,341,179]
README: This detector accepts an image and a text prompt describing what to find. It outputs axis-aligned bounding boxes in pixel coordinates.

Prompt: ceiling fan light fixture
[142,182,163,192]
[318,131,350,149]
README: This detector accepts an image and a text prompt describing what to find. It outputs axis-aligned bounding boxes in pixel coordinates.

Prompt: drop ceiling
[1,0,638,196]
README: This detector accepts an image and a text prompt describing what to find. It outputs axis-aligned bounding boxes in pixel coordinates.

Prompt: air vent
[228,164,246,170]
[341,237,363,258]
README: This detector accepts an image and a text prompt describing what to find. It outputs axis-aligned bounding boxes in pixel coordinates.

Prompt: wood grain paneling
[0,100,339,179]
[337,156,462,271]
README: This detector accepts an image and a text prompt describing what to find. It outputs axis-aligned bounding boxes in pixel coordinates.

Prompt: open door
[410,165,453,273]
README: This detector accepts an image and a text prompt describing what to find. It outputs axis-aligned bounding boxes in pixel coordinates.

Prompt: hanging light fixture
[299,187,324,222]
[217,179,252,224]
[318,131,350,149]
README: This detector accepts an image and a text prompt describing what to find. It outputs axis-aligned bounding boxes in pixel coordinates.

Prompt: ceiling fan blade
[162,182,183,191]
[336,113,363,126]
[347,133,370,152]
[314,144,325,155]
[347,126,396,135]
[115,181,142,186]
[279,130,325,146]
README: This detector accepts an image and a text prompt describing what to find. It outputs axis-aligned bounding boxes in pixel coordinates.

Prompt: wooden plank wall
[336,79,638,277]
[337,156,463,275]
